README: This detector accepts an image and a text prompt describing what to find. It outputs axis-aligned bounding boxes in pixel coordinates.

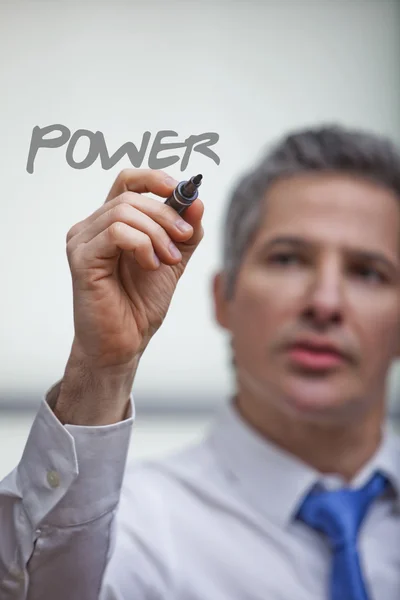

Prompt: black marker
[164,174,203,215]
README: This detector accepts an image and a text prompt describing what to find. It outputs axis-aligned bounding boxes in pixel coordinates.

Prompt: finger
[67,192,194,249]
[68,203,185,265]
[74,224,162,271]
[105,168,178,202]
[66,172,180,244]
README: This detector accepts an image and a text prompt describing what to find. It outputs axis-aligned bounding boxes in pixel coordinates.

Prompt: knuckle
[111,202,132,222]
[141,234,153,250]
[108,221,124,240]
[155,168,168,180]
[66,224,80,243]
[118,191,133,205]
[136,234,152,253]
[118,168,134,184]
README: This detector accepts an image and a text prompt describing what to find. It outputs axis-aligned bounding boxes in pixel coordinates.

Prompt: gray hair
[221,124,400,301]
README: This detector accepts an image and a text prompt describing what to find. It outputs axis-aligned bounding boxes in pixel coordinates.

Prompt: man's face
[214,173,400,423]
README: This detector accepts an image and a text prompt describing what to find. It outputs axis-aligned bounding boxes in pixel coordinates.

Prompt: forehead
[254,172,400,255]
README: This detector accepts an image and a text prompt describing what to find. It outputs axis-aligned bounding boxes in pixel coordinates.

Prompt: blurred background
[1,0,399,478]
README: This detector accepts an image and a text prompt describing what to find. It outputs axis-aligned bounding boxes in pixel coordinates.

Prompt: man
[0,125,399,599]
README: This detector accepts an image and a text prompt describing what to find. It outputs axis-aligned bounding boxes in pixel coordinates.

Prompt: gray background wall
[1,0,400,433]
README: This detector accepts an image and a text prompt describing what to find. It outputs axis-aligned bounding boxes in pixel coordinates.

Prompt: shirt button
[10,566,25,583]
[16,570,25,583]
[47,470,60,488]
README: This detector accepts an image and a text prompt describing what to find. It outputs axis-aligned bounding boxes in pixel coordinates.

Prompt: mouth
[287,344,346,371]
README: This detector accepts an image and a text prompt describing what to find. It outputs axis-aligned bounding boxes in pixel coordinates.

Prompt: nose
[303,257,344,326]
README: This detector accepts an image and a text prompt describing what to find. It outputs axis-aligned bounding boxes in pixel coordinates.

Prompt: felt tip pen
[164,174,203,215]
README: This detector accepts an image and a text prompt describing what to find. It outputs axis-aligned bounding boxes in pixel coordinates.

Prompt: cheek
[233,272,300,329]
[351,293,400,369]
[230,282,285,363]
[363,315,399,361]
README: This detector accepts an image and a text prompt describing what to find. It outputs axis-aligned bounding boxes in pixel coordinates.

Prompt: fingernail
[168,242,182,259]
[175,219,192,233]
[153,252,160,266]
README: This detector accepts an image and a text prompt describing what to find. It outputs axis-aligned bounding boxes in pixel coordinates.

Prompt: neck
[234,391,384,482]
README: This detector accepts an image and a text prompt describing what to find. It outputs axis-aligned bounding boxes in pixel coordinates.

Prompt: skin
[212,172,400,481]
[54,169,204,425]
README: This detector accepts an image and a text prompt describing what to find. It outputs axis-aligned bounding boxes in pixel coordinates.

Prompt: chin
[283,396,343,421]
[279,376,357,422]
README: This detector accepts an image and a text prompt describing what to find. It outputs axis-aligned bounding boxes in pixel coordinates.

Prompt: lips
[292,342,342,355]
[287,342,345,370]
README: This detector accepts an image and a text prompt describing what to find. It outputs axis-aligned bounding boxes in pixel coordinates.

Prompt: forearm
[54,349,141,426]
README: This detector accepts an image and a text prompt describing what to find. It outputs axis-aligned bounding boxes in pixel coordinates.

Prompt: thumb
[177,198,205,263]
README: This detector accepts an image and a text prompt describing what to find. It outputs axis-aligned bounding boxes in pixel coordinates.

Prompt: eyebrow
[258,235,399,273]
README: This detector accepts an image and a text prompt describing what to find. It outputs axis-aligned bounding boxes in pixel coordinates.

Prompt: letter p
[26,124,71,174]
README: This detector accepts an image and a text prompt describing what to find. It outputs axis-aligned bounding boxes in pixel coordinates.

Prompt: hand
[66,168,204,369]
[54,169,204,425]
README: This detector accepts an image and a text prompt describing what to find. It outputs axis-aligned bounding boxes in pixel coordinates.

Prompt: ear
[211,271,231,331]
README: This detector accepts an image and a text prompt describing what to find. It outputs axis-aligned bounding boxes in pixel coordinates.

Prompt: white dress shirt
[0,381,133,600]
[0,384,399,599]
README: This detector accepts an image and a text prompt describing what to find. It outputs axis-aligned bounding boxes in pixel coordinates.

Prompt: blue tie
[296,472,388,600]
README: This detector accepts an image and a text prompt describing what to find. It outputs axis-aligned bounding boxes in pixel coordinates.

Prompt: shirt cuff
[17,379,135,529]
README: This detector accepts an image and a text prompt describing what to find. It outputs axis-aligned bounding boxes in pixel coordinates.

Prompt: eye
[354,265,386,283]
[268,252,302,266]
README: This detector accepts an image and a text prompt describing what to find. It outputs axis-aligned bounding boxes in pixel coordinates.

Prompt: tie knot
[296,472,388,549]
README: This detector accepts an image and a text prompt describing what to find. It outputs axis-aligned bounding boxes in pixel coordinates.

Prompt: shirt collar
[206,397,400,526]
[352,423,400,510]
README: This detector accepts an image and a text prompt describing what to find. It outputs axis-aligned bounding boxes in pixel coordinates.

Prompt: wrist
[54,349,140,426]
